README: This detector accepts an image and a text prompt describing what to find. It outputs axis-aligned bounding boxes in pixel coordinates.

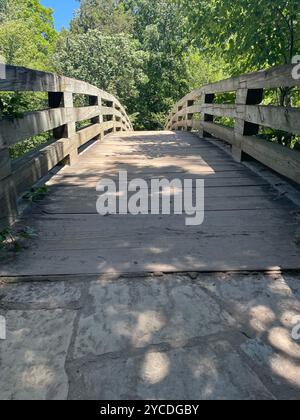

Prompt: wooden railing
[166,64,300,185]
[0,65,132,227]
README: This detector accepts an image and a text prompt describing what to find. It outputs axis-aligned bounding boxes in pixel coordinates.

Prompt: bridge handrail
[165,64,300,185]
[0,65,132,226]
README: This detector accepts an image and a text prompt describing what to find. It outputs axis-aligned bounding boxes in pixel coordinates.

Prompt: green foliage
[71,0,134,34]
[53,29,148,109]
[0,0,57,70]
[0,226,22,253]
[22,186,48,202]
[184,0,300,73]
[9,133,51,160]
[1,0,300,142]
[121,0,193,129]
[0,0,56,159]
[184,49,228,91]
[0,92,48,119]
[0,225,37,256]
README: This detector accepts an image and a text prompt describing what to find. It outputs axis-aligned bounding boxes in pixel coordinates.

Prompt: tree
[0,0,57,157]
[71,0,133,34]
[121,0,192,129]
[0,0,57,70]
[183,0,300,146]
[184,0,300,74]
[53,30,147,107]
[184,48,228,91]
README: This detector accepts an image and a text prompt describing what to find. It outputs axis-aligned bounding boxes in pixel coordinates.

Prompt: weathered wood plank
[21,209,298,237]
[0,147,11,180]
[0,65,113,99]
[200,121,300,184]
[10,122,114,195]
[0,65,132,226]
[203,65,298,94]
[0,174,18,227]
[2,131,299,275]
[0,107,121,147]
[1,221,299,275]
[200,122,238,146]
[194,104,300,135]
[35,194,292,215]
[241,134,300,184]
[242,105,300,134]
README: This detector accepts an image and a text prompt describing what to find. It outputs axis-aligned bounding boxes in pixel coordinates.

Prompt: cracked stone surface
[0,272,300,400]
[67,341,274,400]
[0,281,81,309]
[0,309,76,400]
[73,276,236,358]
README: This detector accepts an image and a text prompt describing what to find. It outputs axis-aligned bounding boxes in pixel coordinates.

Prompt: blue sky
[41,0,79,30]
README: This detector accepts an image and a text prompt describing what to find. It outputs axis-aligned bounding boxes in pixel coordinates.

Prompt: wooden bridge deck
[1,130,299,278]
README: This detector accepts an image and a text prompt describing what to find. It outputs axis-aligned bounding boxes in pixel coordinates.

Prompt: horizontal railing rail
[165,64,300,185]
[0,65,132,227]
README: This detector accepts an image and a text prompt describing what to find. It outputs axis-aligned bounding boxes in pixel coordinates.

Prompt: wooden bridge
[0,64,300,278]
[1,65,300,401]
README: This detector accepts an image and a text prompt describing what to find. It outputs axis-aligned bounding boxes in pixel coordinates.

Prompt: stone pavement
[0,272,300,400]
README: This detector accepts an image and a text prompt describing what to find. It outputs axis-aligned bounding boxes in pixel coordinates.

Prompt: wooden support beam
[49,91,77,165]
[0,148,17,229]
[233,88,263,161]
[0,65,132,227]
[199,94,215,138]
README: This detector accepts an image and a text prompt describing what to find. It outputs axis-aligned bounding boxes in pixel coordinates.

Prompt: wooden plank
[0,65,114,100]
[0,65,132,227]
[241,134,300,184]
[19,209,298,236]
[200,121,300,184]
[102,106,123,118]
[1,130,299,277]
[46,174,270,189]
[176,104,202,118]
[242,105,300,134]
[166,64,300,131]
[200,122,238,147]
[1,212,299,275]
[199,104,300,135]
[0,148,11,180]
[35,194,292,215]
[0,176,17,228]
[12,138,74,196]
[173,104,300,134]
[11,123,110,195]
[46,184,274,199]
[202,64,298,94]
[0,107,118,147]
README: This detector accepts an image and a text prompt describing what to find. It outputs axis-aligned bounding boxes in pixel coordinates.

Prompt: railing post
[90,95,103,141]
[234,88,263,161]
[98,97,106,139]
[48,91,78,165]
[187,100,195,132]
[183,101,188,131]
[0,147,18,228]
[112,103,117,133]
[199,93,215,137]
[176,105,182,130]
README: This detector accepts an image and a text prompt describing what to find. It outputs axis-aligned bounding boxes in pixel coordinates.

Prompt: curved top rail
[165,64,300,185]
[0,65,132,130]
[0,65,133,227]
[166,64,298,127]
